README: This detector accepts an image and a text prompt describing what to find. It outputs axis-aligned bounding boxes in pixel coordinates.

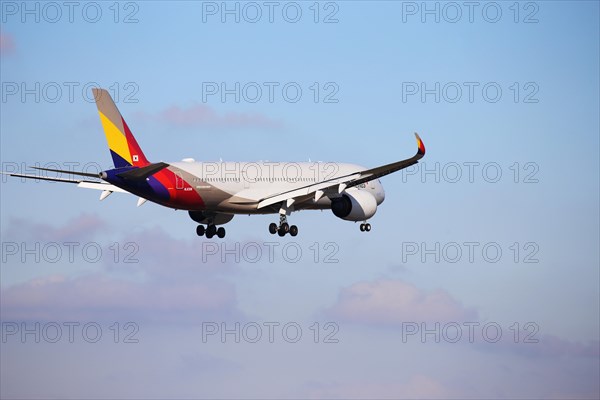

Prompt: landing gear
[196,224,226,239]
[277,222,289,237]
[206,224,217,238]
[269,223,278,234]
[269,214,298,237]
[360,222,372,232]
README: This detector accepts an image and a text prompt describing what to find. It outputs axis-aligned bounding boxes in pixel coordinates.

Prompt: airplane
[2,88,426,238]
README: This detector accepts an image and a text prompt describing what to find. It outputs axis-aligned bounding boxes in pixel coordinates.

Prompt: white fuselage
[168,160,385,213]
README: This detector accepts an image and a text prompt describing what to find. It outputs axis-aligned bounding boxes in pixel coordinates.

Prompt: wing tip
[414,132,425,156]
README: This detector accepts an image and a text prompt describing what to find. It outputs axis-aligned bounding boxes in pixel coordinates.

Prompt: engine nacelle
[331,190,377,221]
[188,211,234,226]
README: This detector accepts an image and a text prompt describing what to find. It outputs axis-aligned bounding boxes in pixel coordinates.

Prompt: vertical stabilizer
[92,88,150,168]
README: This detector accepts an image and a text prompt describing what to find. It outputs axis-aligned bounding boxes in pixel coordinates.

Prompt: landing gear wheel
[216,227,226,238]
[281,222,290,233]
[289,225,298,237]
[365,223,371,232]
[196,225,205,236]
[360,224,365,232]
[206,224,217,238]
[278,228,286,237]
[269,223,278,235]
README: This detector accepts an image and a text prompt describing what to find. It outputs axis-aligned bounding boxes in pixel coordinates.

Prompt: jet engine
[331,190,377,221]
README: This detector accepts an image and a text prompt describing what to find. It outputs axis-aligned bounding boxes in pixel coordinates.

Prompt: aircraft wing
[0,171,128,194]
[257,133,425,209]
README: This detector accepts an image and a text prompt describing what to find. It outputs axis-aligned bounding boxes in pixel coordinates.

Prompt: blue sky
[1,1,599,398]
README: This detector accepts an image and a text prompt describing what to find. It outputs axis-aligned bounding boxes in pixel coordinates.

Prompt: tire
[269,223,278,234]
[289,225,298,237]
[278,228,286,237]
[196,225,205,236]
[216,227,226,238]
[281,222,289,233]
[207,225,217,237]
[360,224,365,232]
[365,223,371,232]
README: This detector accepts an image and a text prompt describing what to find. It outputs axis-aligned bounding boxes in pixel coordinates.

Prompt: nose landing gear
[359,222,372,232]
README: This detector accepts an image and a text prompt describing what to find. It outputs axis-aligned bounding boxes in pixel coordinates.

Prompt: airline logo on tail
[93,88,149,169]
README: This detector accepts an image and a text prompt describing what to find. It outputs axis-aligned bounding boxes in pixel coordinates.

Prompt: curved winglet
[415,132,426,157]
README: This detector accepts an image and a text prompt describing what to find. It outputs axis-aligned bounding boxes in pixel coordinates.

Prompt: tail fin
[92,88,150,168]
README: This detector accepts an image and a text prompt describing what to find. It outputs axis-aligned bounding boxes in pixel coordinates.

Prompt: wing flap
[257,173,361,209]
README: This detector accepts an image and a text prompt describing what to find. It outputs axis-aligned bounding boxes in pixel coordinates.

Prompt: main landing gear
[359,222,372,232]
[196,224,226,239]
[269,214,298,237]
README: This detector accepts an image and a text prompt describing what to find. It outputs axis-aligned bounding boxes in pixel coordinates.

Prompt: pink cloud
[326,279,477,325]
[102,225,238,277]
[308,375,461,399]
[476,329,600,360]
[0,273,237,323]
[531,336,599,358]
[134,104,283,130]
[325,279,598,361]
[0,215,243,324]
[3,213,107,243]
[0,32,16,55]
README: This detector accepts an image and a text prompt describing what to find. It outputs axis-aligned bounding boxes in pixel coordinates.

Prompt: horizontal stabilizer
[1,171,128,195]
[0,171,98,184]
[116,162,170,181]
